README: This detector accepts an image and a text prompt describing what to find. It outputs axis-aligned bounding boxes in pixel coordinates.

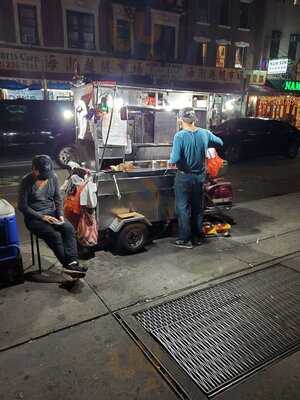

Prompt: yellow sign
[244,70,267,86]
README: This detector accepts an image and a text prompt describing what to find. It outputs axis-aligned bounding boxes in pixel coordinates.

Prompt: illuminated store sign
[268,58,289,74]
[283,80,300,91]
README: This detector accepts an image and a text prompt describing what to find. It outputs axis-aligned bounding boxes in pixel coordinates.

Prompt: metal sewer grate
[135,265,300,396]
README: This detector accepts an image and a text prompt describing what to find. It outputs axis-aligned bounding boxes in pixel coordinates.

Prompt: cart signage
[283,80,300,92]
[0,47,242,85]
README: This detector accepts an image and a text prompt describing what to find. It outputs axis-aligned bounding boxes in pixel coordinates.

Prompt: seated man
[18,155,87,278]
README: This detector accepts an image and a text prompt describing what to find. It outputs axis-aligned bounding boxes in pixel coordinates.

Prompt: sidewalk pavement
[0,192,299,400]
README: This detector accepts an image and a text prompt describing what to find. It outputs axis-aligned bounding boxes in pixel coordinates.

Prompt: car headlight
[63,110,74,120]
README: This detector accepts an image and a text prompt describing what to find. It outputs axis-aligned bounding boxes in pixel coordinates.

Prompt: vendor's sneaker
[173,240,193,249]
[63,261,87,278]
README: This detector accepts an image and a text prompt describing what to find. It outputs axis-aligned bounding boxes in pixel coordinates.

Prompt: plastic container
[0,199,20,260]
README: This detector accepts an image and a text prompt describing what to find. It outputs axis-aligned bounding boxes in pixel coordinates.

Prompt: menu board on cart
[102,110,127,146]
[154,111,177,144]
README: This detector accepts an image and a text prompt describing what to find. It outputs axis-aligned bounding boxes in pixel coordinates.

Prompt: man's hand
[42,215,58,224]
[168,162,176,169]
[59,216,65,223]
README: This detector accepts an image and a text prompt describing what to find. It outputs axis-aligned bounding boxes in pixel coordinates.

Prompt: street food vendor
[170,108,223,249]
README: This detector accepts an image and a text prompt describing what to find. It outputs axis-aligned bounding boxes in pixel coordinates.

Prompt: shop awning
[0,79,28,90]
[247,84,278,96]
[0,79,71,91]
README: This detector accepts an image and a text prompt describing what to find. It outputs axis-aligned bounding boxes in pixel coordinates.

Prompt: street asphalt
[0,154,299,399]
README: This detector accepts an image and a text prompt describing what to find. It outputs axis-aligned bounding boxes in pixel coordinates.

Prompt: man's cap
[32,155,54,179]
[178,107,196,124]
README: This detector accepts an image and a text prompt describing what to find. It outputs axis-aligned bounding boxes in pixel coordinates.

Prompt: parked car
[213,118,300,163]
[0,99,76,167]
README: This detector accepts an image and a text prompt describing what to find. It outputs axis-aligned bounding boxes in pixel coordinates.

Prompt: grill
[135,265,300,396]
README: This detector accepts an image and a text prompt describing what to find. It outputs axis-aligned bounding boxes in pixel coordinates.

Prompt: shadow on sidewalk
[230,207,275,236]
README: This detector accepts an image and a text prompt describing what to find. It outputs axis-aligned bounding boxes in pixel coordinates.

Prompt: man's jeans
[175,172,204,242]
[25,217,78,266]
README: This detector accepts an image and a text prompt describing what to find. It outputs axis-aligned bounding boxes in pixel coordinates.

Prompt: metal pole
[98,87,117,171]
[30,232,35,266]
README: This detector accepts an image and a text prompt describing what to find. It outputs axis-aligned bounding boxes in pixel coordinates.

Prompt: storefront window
[194,0,209,23]
[115,19,131,54]
[4,89,43,100]
[239,1,250,29]
[18,4,39,45]
[199,43,208,66]
[235,47,247,68]
[154,24,175,61]
[219,0,230,26]
[67,10,95,50]
[269,30,281,59]
[288,33,299,61]
[216,45,226,68]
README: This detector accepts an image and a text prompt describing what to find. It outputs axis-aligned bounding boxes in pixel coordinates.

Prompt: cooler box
[0,199,24,287]
[0,199,19,258]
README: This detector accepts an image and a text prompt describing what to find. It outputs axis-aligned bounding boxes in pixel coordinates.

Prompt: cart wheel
[117,223,149,254]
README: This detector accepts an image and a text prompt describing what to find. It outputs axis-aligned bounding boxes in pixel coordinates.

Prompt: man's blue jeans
[175,172,204,241]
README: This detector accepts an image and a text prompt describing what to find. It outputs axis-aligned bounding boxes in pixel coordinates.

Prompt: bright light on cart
[115,97,124,109]
[224,99,234,111]
[63,109,74,120]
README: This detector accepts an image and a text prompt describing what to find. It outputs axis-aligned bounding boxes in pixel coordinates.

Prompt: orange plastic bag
[206,153,224,178]
[63,183,86,216]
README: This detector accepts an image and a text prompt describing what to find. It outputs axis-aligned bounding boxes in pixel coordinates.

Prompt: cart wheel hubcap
[127,230,144,249]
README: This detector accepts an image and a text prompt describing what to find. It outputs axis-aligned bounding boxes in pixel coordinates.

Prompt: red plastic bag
[77,210,98,247]
[206,150,224,178]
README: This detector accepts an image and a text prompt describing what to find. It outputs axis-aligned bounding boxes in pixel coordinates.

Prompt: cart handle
[113,174,122,200]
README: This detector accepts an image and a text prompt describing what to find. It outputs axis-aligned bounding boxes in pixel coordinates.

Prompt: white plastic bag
[80,181,97,209]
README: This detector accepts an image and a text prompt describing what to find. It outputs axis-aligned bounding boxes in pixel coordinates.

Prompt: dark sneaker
[173,240,193,249]
[63,261,87,278]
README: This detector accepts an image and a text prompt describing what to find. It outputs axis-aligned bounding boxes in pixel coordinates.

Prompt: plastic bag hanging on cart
[77,210,98,247]
[206,148,224,178]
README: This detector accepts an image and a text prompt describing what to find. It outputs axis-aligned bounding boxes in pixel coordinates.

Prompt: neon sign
[283,80,300,91]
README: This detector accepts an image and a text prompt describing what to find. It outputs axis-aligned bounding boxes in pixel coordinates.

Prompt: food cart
[71,82,232,253]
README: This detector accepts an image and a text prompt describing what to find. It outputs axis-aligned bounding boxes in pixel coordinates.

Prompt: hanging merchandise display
[254,95,300,129]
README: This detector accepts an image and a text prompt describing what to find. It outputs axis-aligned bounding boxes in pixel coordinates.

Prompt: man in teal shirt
[170,108,223,249]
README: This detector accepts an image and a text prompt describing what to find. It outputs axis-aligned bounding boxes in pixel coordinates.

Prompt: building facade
[0,0,261,124]
[247,0,300,128]
[253,0,300,72]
